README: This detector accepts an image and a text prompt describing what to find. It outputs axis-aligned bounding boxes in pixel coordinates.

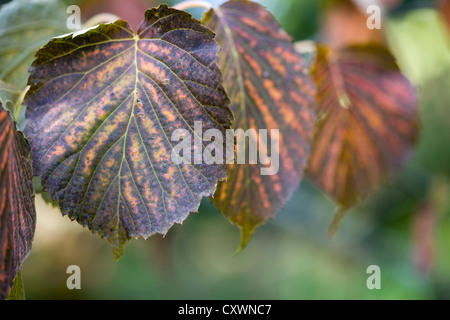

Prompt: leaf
[7,269,25,300]
[0,80,22,114]
[321,0,383,49]
[24,5,232,259]
[439,0,450,32]
[306,44,420,209]
[0,106,35,300]
[202,0,316,248]
[0,0,69,89]
[386,8,450,86]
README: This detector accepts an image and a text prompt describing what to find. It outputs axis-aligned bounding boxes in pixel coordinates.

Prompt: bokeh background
[4,0,450,299]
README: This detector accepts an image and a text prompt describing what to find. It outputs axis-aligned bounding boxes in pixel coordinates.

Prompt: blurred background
[4,0,450,299]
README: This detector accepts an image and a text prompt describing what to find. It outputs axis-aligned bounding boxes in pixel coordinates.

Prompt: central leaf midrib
[112,34,141,231]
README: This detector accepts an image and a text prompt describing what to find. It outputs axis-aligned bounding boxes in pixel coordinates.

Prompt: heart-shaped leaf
[0,106,35,300]
[24,5,232,259]
[0,0,69,89]
[203,0,316,248]
[307,44,419,210]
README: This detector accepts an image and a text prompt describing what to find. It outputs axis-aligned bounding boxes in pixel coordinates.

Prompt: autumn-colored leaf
[0,0,69,89]
[321,0,384,49]
[0,106,35,300]
[203,0,316,248]
[24,5,232,259]
[440,0,450,32]
[307,44,419,210]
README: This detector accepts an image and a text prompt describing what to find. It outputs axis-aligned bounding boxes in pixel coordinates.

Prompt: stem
[173,0,212,11]
[83,13,121,28]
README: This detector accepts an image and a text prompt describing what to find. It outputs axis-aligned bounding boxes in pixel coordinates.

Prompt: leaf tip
[112,244,125,262]
[6,270,25,300]
[327,206,348,241]
[234,224,256,255]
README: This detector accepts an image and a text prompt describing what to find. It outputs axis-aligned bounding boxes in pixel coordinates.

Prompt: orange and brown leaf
[24,5,232,259]
[440,0,450,32]
[321,0,384,49]
[203,0,316,248]
[0,107,35,299]
[307,44,420,209]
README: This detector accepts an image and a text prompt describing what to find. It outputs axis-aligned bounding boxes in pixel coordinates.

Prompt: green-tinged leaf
[203,0,316,248]
[0,0,69,89]
[7,269,25,300]
[24,5,232,258]
[386,9,450,86]
[0,80,22,114]
[415,66,450,178]
[306,44,420,210]
[0,106,35,300]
